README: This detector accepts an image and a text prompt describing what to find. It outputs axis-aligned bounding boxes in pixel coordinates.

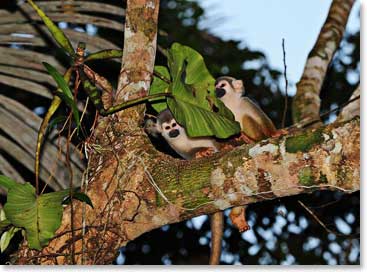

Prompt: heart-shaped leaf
[149,43,240,138]
[0,176,72,250]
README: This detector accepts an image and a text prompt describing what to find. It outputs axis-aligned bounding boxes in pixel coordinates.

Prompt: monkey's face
[159,119,185,141]
[215,79,244,107]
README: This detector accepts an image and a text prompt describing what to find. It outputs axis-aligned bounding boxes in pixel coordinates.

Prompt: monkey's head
[215,76,244,105]
[144,109,186,142]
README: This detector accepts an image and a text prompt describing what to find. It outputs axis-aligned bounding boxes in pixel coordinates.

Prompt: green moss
[285,128,323,153]
[153,159,213,208]
[298,167,314,186]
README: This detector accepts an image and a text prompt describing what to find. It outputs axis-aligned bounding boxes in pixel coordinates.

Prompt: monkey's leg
[229,206,250,233]
[241,115,266,141]
[209,211,223,265]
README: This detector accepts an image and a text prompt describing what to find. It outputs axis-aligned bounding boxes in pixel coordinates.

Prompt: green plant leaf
[3,183,71,250]
[149,66,170,113]
[85,49,123,62]
[62,192,94,209]
[35,68,73,191]
[26,0,75,57]
[0,226,21,252]
[42,63,80,129]
[0,220,11,233]
[158,43,240,138]
[0,175,18,191]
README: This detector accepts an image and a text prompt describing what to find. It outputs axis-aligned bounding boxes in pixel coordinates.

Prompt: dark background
[0,0,360,265]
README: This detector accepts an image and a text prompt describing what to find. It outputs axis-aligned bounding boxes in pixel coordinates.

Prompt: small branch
[337,85,360,122]
[281,38,288,128]
[153,70,171,84]
[102,92,172,116]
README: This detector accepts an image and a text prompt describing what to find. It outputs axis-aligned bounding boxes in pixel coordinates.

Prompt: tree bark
[292,0,355,123]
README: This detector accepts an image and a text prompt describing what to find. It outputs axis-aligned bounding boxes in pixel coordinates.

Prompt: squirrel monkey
[215,76,280,236]
[145,109,219,159]
[144,109,223,265]
[215,76,277,142]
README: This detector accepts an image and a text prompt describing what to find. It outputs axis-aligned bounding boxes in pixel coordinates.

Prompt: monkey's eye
[165,126,170,130]
[220,83,225,88]
[172,123,177,127]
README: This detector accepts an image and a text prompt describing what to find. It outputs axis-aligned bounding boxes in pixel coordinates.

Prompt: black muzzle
[215,88,226,98]
[169,129,180,138]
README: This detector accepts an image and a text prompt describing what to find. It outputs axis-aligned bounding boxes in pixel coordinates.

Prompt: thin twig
[281,38,288,128]
[298,200,359,238]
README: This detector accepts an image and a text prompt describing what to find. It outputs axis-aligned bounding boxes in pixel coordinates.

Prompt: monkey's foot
[195,147,216,159]
[229,206,250,232]
[235,132,254,144]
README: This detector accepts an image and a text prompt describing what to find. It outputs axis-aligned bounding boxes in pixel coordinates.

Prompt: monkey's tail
[209,211,223,265]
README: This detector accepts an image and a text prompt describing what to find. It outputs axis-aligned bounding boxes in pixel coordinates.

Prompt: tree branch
[16,117,359,264]
[337,85,360,122]
[292,0,355,123]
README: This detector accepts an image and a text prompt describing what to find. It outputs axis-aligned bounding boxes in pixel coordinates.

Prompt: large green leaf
[1,179,71,250]
[42,62,80,129]
[150,43,240,138]
[26,0,75,57]
[149,66,170,113]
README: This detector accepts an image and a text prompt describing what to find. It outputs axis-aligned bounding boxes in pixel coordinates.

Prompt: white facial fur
[158,118,218,160]
[215,79,245,125]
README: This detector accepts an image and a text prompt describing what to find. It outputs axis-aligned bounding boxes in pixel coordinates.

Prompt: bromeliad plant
[28,0,241,196]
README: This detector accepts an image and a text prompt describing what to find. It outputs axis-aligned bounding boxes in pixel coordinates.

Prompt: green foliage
[85,49,124,62]
[150,66,171,112]
[62,192,94,209]
[42,63,80,129]
[0,175,93,250]
[26,0,75,57]
[150,43,240,138]
[0,226,21,252]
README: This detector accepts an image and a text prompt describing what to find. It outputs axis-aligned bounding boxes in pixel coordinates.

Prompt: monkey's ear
[232,80,244,93]
[144,118,162,138]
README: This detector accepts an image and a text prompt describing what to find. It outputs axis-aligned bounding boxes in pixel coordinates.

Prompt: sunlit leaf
[149,66,170,113]
[26,0,75,57]
[3,182,71,250]
[153,43,240,138]
[0,226,21,252]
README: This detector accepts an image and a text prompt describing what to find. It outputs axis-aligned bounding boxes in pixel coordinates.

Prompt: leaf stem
[101,92,172,116]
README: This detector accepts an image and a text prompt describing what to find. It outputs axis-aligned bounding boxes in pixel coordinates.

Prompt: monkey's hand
[194,147,216,159]
[229,206,250,233]
[235,132,255,144]
[271,129,288,138]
